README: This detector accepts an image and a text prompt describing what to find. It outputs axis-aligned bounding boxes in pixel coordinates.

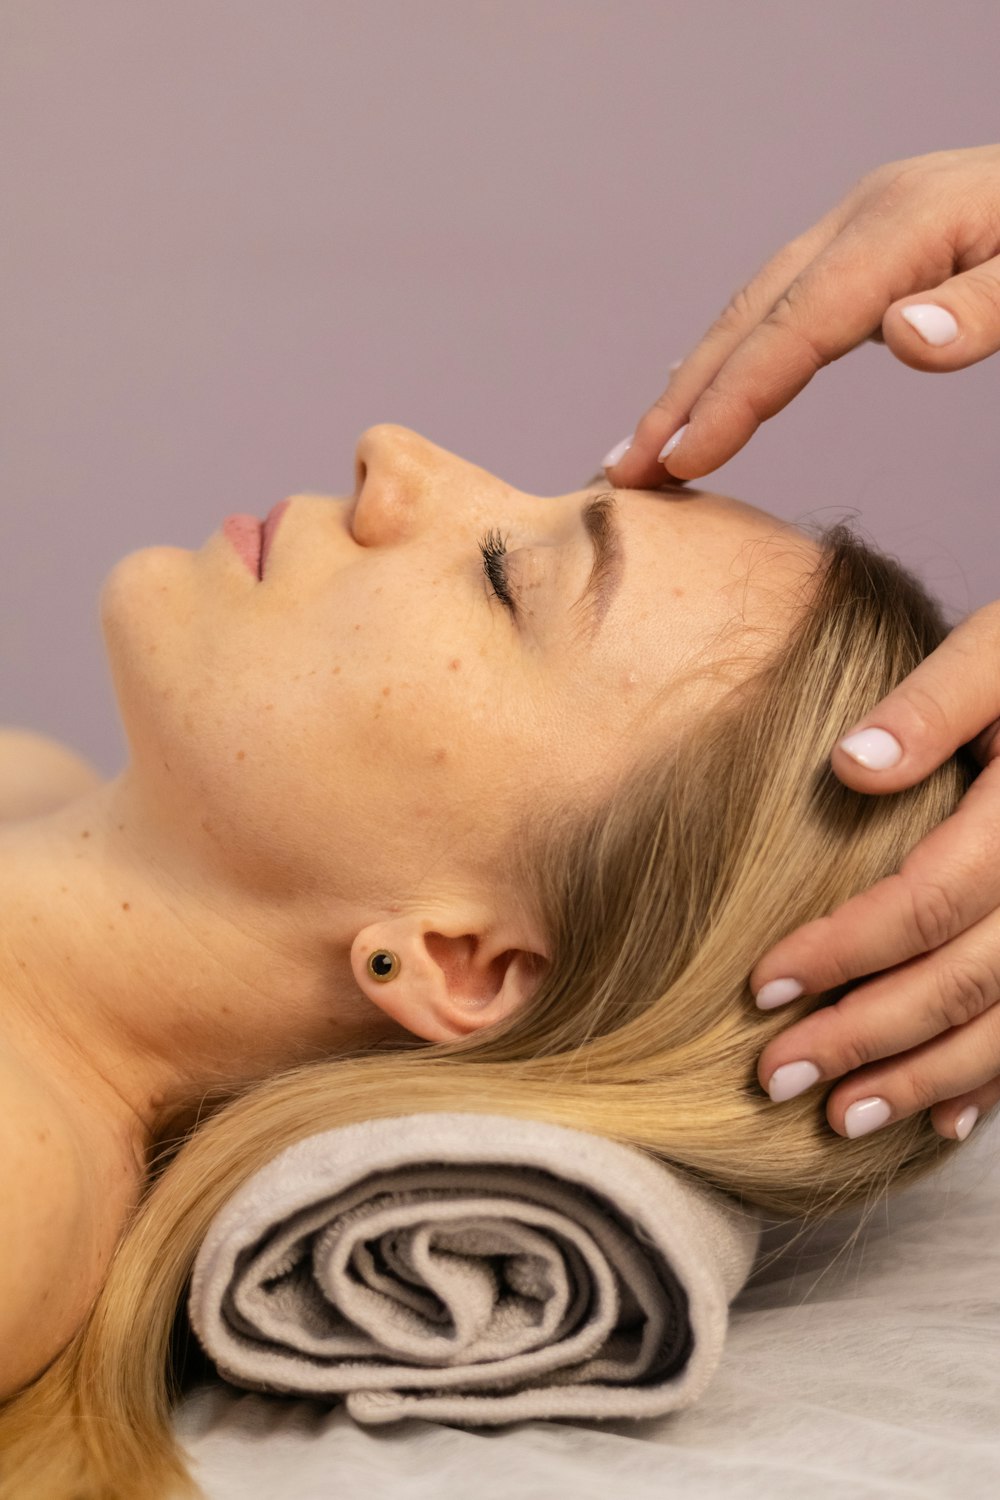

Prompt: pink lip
[222,515,263,577]
[222,499,291,579]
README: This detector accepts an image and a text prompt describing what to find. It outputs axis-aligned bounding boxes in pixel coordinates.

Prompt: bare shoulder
[0,727,104,822]
[0,1043,102,1399]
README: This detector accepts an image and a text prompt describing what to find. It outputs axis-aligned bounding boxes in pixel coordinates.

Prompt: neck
[0,776,400,1174]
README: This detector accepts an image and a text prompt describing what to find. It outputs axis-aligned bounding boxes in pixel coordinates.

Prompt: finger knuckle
[792,914,861,991]
[650,391,680,420]
[907,878,964,952]
[899,1065,942,1114]
[836,1027,882,1075]
[933,959,999,1029]
[958,265,1000,322]
[897,680,954,744]
[688,377,756,430]
[713,283,758,337]
[855,162,894,195]
[762,286,830,369]
[865,157,928,199]
[819,947,863,994]
[852,163,904,210]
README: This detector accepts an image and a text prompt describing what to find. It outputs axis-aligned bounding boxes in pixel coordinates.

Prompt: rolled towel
[187,1112,761,1426]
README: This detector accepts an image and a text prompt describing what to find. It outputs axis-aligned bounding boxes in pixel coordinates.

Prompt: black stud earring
[367,949,401,983]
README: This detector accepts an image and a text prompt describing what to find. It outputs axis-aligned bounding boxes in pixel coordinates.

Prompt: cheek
[113,554,521,890]
[244,609,482,830]
[315,615,540,856]
[334,647,479,806]
[253,639,510,886]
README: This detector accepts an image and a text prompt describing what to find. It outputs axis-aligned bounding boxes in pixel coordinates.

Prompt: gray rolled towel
[187,1112,761,1426]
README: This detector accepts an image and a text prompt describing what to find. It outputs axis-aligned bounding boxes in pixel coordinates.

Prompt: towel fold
[187,1112,761,1426]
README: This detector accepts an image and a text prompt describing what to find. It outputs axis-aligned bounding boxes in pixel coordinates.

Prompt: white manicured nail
[955,1106,980,1141]
[900,303,959,346]
[601,434,633,469]
[767,1060,821,1103]
[658,423,689,463]
[755,977,805,1010]
[837,727,902,769]
[844,1096,891,1138]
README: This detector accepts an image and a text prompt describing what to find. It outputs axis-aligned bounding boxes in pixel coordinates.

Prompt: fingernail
[658,423,689,464]
[837,727,903,770]
[900,303,959,346]
[755,977,805,1010]
[601,434,633,469]
[668,359,683,373]
[767,1060,821,1103]
[955,1105,980,1141]
[844,1096,892,1138]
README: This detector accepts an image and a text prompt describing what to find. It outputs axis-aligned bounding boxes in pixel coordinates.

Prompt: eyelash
[478,527,519,618]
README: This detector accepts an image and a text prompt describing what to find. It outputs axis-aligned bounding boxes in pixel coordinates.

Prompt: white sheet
[174,1114,1000,1499]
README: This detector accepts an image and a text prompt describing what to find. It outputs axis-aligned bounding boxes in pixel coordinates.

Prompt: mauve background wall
[1,0,997,777]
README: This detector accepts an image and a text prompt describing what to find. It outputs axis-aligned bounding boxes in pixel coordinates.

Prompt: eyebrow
[570,489,624,638]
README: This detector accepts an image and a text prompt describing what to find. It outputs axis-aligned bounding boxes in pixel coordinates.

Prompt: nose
[351,423,526,549]
[351,424,446,546]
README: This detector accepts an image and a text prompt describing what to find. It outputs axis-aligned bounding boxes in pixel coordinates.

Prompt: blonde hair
[0,521,980,1499]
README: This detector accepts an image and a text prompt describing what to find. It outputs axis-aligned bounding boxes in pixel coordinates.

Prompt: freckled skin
[95,428,817,913]
[0,423,821,1226]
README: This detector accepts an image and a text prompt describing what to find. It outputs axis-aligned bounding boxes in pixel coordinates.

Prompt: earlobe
[366,948,402,984]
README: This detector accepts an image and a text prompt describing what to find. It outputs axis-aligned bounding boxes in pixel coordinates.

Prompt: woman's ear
[350,913,548,1043]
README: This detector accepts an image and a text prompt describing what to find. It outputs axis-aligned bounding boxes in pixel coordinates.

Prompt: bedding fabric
[175,1113,1000,1499]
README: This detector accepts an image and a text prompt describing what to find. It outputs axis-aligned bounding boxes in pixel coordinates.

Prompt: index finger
[608,196,856,492]
[626,200,949,485]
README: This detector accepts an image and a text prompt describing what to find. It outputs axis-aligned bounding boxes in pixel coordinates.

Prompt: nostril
[349,453,371,541]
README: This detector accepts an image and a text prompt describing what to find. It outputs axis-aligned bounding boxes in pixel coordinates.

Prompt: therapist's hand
[601,143,1000,487]
[751,600,1000,1144]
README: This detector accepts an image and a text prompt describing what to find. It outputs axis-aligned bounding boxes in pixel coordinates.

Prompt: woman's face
[99,424,820,913]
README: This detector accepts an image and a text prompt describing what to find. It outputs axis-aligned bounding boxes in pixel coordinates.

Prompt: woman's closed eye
[478,528,522,619]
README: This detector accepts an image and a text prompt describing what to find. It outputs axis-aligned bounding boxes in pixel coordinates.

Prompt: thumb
[829,600,1000,793]
[881,252,1000,371]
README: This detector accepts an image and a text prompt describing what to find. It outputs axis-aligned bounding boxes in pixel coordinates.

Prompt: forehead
[594,487,823,706]
[618,486,820,597]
